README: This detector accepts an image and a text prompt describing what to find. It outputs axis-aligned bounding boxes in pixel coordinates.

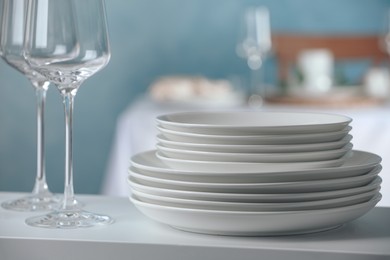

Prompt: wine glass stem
[32,85,50,195]
[62,91,76,210]
[250,66,263,97]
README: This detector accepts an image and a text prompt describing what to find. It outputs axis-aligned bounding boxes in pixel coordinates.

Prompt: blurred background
[1,0,390,202]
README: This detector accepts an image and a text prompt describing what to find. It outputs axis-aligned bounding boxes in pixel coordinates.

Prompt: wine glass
[382,9,390,55]
[24,0,113,228]
[236,6,272,107]
[0,0,59,211]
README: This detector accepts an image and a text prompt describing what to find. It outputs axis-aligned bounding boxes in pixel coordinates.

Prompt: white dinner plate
[129,166,382,193]
[156,151,349,172]
[157,134,353,153]
[156,143,352,163]
[129,165,382,193]
[158,125,352,145]
[132,188,379,212]
[130,193,381,236]
[128,176,382,203]
[128,166,380,193]
[130,150,381,182]
[156,111,352,135]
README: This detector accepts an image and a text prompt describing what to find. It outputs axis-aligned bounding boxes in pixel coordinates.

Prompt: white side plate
[156,151,349,172]
[156,143,352,163]
[130,150,381,182]
[157,125,352,145]
[157,134,353,153]
[156,111,352,135]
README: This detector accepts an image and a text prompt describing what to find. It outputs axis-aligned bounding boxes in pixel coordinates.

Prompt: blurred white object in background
[364,67,390,100]
[299,49,334,93]
[290,49,334,96]
[149,76,244,107]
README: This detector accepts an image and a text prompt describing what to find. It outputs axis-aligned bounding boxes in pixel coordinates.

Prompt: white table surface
[0,192,389,260]
[103,96,390,206]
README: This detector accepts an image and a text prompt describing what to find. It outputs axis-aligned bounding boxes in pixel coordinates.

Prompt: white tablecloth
[103,96,390,207]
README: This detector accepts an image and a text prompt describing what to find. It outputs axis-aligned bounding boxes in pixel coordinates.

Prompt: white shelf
[0,192,389,260]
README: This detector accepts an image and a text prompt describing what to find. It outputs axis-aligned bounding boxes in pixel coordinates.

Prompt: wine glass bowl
[0,0,60,211]
[24,0,113,228]
[237,6,271,69]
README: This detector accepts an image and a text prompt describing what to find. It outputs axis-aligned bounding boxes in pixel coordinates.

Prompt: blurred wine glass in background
[236,6,272,107]
[383,9,390,56]
[367,8,390,100]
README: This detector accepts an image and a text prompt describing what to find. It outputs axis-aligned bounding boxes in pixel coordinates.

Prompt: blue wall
[1,0,389,194]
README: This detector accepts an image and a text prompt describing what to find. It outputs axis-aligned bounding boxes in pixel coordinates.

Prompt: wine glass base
[25,209,114,229]
[1,194,61,212]
[248,94,264,108]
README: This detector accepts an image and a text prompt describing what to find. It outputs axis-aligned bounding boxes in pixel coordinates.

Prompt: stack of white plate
[129,111,382,236]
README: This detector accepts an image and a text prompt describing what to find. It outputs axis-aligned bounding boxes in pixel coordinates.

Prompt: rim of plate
[128,166,381,189]
[130,150,382,175]
[156,125,352,139]
[155,143,353,159]
[128,176,382,202]
[128,165,382,187]
[156,134,353,152]
[156,111,352,130]
[131,187,380,210]
[130,193,381,215]
[155,150,349,172]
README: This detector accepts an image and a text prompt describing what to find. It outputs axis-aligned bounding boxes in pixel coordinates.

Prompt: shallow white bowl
[156,151,349,172]
[130,150,381,182]
[157,111,352,135]
[128,175,382,203]
[158,125,352,145]
[132,188,379,212]
[128,167,380,193]
[157,134,353,153]
[156,143,352,163]
[130,193,381,236]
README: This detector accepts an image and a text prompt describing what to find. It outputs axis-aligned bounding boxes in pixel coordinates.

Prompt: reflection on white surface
[53,44,66,55]
[35,0,49,48]
[11,0,25,45]
[83,50,98,60]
